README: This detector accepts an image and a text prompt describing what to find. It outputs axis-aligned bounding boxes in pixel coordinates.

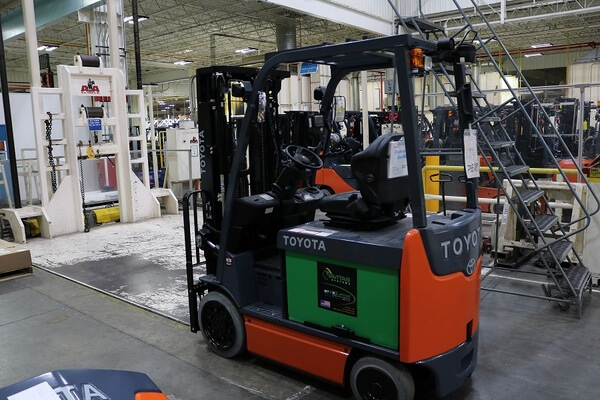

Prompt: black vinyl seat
[320,134,410,230]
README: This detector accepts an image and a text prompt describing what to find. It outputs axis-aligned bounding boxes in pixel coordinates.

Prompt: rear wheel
[350,356,415,400]
[320,186,334,196]
[199,291,246,358]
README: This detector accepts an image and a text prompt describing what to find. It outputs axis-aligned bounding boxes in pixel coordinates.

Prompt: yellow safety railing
[421,160,580,212]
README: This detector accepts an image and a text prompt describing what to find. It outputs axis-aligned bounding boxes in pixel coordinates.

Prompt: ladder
[390,0,600,318]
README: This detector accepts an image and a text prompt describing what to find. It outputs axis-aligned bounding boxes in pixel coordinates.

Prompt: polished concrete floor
[1,267,599,399]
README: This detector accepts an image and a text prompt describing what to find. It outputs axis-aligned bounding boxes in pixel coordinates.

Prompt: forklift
[185,35,482,399]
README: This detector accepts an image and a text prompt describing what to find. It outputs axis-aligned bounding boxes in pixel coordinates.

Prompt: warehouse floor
[1,266,599,399]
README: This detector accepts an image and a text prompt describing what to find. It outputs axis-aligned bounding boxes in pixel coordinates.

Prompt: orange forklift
[185,35,482,399]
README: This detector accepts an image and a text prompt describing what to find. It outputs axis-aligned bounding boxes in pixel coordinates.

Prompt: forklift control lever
[430,173,452,216]
[429,173,453,183]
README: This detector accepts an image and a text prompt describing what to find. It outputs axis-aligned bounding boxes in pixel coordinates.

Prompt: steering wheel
[285,145,323,171]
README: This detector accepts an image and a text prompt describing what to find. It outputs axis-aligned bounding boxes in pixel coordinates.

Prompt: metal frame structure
[0,0,177,243]
[2,56,161,241]
[393,0,600,317]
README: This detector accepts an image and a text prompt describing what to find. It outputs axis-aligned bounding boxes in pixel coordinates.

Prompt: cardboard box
[0,240,32,276]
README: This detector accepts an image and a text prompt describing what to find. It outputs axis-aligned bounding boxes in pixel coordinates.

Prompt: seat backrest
[351,133,410,208]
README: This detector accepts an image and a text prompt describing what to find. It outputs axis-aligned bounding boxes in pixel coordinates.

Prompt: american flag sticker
[320,299,331,308]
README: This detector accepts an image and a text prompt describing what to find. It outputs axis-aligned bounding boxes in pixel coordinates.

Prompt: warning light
[411,48,424,75]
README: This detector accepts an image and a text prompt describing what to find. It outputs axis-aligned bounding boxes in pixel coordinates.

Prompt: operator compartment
[279,134,412,350]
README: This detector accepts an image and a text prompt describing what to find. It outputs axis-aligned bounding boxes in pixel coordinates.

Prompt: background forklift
[185,35,482,399]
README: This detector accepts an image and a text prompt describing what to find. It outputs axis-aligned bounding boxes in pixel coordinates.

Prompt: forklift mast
[196,66,289,274]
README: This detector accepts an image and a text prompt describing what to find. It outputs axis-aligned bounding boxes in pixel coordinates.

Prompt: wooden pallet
[0,266,33,283]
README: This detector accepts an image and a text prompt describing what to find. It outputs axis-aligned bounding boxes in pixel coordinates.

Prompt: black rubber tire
[320,186,334,196]
[350,356,415,400]
[198,291,246,358]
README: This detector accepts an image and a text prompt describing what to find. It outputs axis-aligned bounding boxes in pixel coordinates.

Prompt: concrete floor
[1,267,599,399]
[24,215,194,323]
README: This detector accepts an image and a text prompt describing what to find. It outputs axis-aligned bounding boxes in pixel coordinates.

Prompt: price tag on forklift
[387,138,408,178]
[463,128,479,179]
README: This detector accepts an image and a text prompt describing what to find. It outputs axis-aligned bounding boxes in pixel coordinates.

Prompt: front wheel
[199,291,246,358]
[350,356,415,400]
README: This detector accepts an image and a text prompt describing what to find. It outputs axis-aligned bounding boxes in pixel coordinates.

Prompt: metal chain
[44,112,58,192]
[77,146,86,206]
[78,145,90,232]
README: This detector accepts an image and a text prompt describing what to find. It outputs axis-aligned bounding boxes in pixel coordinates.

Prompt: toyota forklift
[184,35,482,400]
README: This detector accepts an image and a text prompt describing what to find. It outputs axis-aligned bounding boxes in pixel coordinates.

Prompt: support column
[360,70,369,150]
[22,0,41,89]
[106,0,120,69]
[578,87,585,183]
[0,14,21,208]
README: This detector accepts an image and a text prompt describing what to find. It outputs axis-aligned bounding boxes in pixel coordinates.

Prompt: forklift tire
[199,291,246,359]
[320,186,333,196]
[350,356,414,400]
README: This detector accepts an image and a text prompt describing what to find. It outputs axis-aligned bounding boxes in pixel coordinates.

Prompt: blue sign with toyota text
[89,118,102,131]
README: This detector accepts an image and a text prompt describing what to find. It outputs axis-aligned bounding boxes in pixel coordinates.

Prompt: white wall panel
[568,62,600,102]
[7,69,29,83]
[399,0,502,17]
[327,0,394,21]
[263,0,393,35]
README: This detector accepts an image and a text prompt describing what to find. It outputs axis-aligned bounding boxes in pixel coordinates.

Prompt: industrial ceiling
[1,0,600,84]
[427,0,600,57]
[1,0,369,82]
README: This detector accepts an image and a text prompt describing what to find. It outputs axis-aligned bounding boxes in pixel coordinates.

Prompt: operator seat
[320,133,409,229]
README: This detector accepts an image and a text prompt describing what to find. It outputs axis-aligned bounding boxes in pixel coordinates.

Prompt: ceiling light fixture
[38,45,59,52]
[173,60,193,66]
[124,15,149,24]
[524,53,543,58]
[235,47,258,55]
[531,43,553,49]
[473,38,496,44]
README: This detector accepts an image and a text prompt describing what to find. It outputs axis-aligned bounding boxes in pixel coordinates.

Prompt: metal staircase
[389,0,600,317]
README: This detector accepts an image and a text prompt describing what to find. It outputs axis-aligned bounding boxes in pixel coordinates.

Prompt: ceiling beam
[1,0,103,41]
[261,0,393,36]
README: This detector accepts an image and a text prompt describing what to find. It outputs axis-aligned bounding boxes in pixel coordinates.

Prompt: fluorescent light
[38,45,58,52]
[524,53,543,58]
[473,38,496,45]
[173,60,192,66]
[531,43,553,49]
[235,47,258,55]
[124,15,149,24]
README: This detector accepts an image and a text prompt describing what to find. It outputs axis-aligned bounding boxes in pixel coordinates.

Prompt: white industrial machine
[165,120,200,199]
[0,55,177,242]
